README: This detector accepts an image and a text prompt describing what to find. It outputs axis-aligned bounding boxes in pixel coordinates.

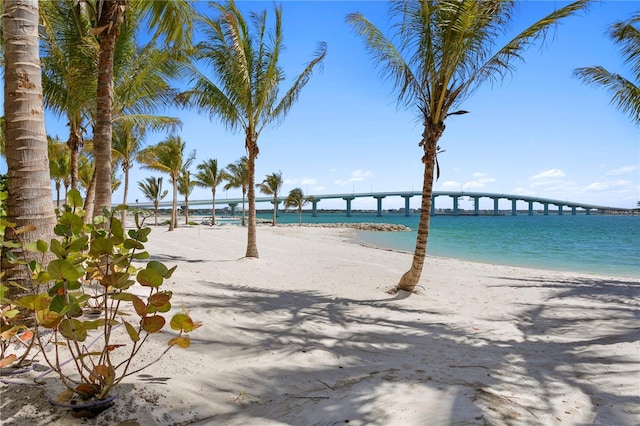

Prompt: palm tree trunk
[396,131,439,293]
[170,178,177,231]
[184,196,189,225]
[211,188,216,226]
[2,0,56,291]
[245,153,258,258]
[120,165,129,228]
[67,129,81,190]
[93,2,123,218]
[83,163,97,221]
[272,194,277,226]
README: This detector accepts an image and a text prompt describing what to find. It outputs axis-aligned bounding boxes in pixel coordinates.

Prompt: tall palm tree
[347,0,589,293]
[182,0,326,258]
[573,14,640,125]
[257,172,283,226]
[40,0,97,191]
[2,0,57,288]
[193,158,224,226]
[177,169,196,225]
[86,0,193,217]
[138,135,195,231]
[222,157,249,227]
[138,176,168,226]
[48,136,71,208]
[284,187,308,226]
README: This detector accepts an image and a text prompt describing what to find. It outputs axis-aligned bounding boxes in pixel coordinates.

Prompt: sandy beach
[1,224,638,425]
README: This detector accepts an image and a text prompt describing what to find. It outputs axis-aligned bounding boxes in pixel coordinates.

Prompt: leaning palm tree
[177,169,196,225]
[257,172,283,226]
[138,135,195,231]
[347,0,589,293]
[222,157,249,227]
[284,187,308,226]
[193,158,224,226]
[138,176,168,226]
[182,0,326,257]
[573,14,640,125]
[2,0,57,288]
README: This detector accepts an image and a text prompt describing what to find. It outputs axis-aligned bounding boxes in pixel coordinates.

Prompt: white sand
[1,224,639,425]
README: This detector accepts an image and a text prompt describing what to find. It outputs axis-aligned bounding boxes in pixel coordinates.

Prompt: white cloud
[300,178,317,185]
[441,180,460,189]
[472,172,486,178]
[349,170,373,182]
[530,169,565,180]
[605,165,638,176]
[583,180,632,192]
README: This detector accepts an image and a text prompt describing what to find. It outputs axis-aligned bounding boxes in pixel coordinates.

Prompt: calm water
[255,211,640,278]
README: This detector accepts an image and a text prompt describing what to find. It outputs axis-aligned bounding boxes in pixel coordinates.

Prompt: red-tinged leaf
[93,364,110,379]
[148,291,172,308]
[124,320,140,342]
[141,315,165,333]
[0,354,17,368]
[75,383,98,397]
[168,336,190,349]
[18,330,34,342]
[106,344,126,351]
[37,310,63,328]
[131,294,147,317]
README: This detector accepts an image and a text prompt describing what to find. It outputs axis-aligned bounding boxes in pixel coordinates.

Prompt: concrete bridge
[130,191,627,217]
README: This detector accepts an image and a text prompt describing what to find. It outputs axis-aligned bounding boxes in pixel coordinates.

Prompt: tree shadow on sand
[165,274,639,425]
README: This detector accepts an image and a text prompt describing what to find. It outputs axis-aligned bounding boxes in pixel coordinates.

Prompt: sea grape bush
[16,189,200,400]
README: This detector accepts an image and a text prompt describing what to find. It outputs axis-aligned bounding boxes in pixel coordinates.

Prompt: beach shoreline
[1,225,638,425]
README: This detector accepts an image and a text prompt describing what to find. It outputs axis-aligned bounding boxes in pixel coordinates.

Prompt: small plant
[17,189,199,402]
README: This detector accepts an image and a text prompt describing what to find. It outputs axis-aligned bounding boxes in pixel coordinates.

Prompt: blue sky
[4,1,639,211]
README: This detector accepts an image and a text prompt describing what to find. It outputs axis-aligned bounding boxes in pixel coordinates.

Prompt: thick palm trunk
[245,152,258,258]
[67,129,81,190]
[396,130,439,293]
[83,163,97,221]
[93,2,124,217]
[2,0,56,289]
[184,196,189,225]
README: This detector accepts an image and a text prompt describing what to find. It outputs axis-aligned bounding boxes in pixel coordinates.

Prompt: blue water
[255,211,640,278]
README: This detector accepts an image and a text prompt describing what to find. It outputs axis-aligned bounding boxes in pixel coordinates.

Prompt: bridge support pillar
[571,206,577,215]
[528,201,534,216]
[271,200,281,217]
[511,199,517,216]
[431,195,438,216]
[558,205,563,215]
[585,208,591,215]
[228,202,238,216]
[473,197,480,216]
[402,195,412,217]
[343,197,355,217]
[311,199,319,217]
[452,196,459,216]
[544,203,549,215]
[493,198,499,215]
[374,196,386,217]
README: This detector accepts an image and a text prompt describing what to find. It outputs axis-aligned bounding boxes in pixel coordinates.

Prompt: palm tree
[177,169,196,225]
[138,176,168,226]
[138,135,195,231]
[193,158,224,226]
[284,187,308,226]
[257,172,283,226]
[347,0,589,293]
[40,0,97,191]
[86,0,193,217]
[182,0,326,258]
[222,157,249,227]
[573,14,640,125]
[2,0,57,288]
[48,136,71,208]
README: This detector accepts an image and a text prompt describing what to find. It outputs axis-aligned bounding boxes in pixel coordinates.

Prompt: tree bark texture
[2,0,56,288]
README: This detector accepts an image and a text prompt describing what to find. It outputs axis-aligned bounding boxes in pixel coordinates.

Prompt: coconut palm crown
[181,0,327,258]
[347,0,590,292]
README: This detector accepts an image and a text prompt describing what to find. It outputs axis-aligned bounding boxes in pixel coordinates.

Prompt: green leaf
[36,239,49,253]
[124,320,140,342]
[66,235,89,252]
[50,239,66,258]
[137,268,163,287]
[123,239,145,250]
[59,318,87,341]
[147,261,169,277]
[54,223,70,237]
[67,189,83,209]
[89,237,113,257]
[50,294,67,313]
[101,272,131,289]
[132,251,150,260]
[47,259,84,281]
[170,313,198,332]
